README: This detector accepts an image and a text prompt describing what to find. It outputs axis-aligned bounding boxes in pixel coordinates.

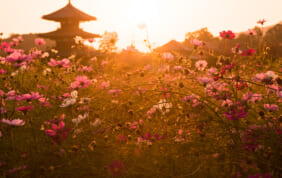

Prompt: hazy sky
[1,0,282,51]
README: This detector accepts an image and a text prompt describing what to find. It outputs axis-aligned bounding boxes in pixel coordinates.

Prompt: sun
[128,0,157,26]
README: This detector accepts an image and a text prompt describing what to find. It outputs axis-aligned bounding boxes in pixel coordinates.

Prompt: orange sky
[1,0,282,51]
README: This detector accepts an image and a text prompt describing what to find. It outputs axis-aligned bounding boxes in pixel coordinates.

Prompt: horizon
[1,0,282,51]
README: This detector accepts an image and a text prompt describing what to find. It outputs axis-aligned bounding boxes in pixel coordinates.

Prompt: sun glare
[128,0,157,26]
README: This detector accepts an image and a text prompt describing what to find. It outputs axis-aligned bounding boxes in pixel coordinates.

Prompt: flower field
[0,23,281,177]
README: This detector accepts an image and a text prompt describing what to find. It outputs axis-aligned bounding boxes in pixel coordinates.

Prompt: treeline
[183,22,282,58]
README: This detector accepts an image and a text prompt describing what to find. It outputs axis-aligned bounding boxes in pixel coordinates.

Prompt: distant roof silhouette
[39,28,100,39]
[154,40,192,53]
[42,2,97,22]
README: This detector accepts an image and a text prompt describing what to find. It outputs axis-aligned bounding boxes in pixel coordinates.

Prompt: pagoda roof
[42,2,97,22]
[39,28,101,39]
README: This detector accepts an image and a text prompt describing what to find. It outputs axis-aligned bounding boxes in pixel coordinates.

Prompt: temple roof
[39,28,101,39]
[42,2,97,22]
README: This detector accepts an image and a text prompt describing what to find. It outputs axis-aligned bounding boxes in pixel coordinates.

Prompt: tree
[264,24,282,57]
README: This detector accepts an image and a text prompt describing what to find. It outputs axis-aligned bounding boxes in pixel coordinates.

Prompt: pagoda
[39,0,100,56]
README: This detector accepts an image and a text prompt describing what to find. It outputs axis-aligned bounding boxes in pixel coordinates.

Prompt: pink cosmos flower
[190,39,203,48]
[16,105,34,112]
[6,90,16,100]
[195,60,208,71]
[207,67,218,75]
[0,90,4,97]
[222,99,233,107]
[264,104,279,111]
[70,75,92,89]
[257,19,266,25]
[0,69,7,74]
[100,81,110,89]
[117,134,127,144]
[108,89,122,96]
[198,77,213,84]
[88,38,94,43]
[34,38,46,46]
[0,107,7,114]
[108,160,125,176]
[48,58,71,68]
[78,66,92,72]
[248,29,257,36]
[101,60,109,67]
[220,30,235,40]
[224,108,248,120]
[174,66,183,71]
[5,51,31,67]
[16,92,42,101]
[1,118,25,126]
[242,49,256,56]
[8,165,27,173]
[232,44,242,54]
[146,107,157,116]
[162,52,174,60]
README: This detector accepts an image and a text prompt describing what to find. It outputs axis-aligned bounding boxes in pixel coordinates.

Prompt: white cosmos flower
[153,99,172,115]
[60,98,76,107]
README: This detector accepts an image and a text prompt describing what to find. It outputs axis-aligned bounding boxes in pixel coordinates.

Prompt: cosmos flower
[242,49,256,56]
[248,29,257,36]
[0,69,7,74]
[264,104,279,111]
[100,81,110,90]
[224,107,248,120]
[34,38,46,46]
[195,60,208,71]
[16,105,34,112]
[70,75,92,89]
[257,19,266,25]
[48,58,71,68]
[198,77,213,84]
[190,39,203,48]
[108,160,125,176]
[1,118,25,126]
[220,30,235,40]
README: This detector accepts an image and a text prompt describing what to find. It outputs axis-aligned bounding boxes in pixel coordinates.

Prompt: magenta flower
[108,160,125,176]
[0,69,7,74]
[220,30,235,40]
[224,108,248,120]
[16,105,34,112]
[45,119,71,144]
[34,38,46,46]
[117,134,127,144]
[257,19,266,25]
[70,75,92,89]
[248,172,271,178]
[242,49,256,56]
[264,104,279,111]
[1,118,25,126]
